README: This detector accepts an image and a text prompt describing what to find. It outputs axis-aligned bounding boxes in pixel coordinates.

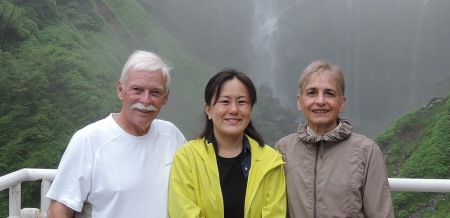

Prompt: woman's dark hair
[197,68,265,146]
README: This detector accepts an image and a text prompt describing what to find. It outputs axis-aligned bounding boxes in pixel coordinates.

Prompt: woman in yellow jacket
[168,69,286,218]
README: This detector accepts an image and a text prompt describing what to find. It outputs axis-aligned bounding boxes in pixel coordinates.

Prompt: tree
[0,0,22,49]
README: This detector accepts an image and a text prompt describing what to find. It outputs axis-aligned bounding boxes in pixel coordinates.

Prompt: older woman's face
[298,71,346,135]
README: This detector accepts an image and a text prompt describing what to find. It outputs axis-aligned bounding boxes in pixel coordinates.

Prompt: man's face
[117,69,168,135]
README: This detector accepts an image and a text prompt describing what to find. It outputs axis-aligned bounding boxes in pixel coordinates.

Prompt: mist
[142,0,450,138]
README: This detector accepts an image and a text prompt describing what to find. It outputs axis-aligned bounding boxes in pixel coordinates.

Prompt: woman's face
[298,71,346,135]
[205,78,252,140]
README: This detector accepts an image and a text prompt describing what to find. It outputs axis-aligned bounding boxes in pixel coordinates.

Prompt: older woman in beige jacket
[275,60,394,218]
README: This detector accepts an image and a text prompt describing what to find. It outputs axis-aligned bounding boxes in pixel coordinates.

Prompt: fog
[142,0,450,138]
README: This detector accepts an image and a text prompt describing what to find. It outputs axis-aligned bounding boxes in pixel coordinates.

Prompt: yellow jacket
[168,136,286,218]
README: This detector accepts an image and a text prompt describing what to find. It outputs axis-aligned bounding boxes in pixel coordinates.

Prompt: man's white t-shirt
[46,114,186,218]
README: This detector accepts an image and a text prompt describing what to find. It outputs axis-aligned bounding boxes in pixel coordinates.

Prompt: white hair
[120,50,171,94]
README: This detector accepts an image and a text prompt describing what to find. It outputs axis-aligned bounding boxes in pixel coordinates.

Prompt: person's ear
[204,103,212,120]
[297,94,302,112]
[117,80,124,100]
[339,95,347,113]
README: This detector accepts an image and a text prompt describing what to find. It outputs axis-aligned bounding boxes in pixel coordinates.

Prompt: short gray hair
[120,50,171,94]
[299,60,345,97]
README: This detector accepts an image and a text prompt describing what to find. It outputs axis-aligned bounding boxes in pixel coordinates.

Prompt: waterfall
[250,0,304,100]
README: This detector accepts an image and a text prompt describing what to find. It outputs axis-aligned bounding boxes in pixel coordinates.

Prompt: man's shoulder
[151,119,185,139]
[152,119,176,128]
[152,119,180,132]
[75,116,113,135]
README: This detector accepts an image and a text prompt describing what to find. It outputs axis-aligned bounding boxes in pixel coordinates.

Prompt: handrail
[0,169,56,218]
[0,169,56,191]
[388,178,450,192]
[0,168,449,217]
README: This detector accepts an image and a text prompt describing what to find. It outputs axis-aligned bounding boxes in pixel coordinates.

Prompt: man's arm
[47,200,75,218]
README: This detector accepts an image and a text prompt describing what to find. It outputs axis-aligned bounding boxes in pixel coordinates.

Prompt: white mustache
[132,103,158,112]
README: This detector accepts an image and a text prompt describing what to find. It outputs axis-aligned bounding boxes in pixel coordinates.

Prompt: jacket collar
[297,117,352,143]
[201,134,284,169]
[206,132,251,155]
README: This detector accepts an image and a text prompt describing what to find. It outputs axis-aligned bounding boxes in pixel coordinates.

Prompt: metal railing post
[41,179,52,217]
[8,182,21,218]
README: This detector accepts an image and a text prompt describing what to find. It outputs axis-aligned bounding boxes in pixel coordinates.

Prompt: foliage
[425,193,450,218]
[17,0,58,26]
[0,0,26,49]
[376,108,419,151]
[377,94,450,218]
[253,85,299,146]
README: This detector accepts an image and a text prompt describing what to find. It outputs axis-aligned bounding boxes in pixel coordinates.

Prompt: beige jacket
[275,118,394,218]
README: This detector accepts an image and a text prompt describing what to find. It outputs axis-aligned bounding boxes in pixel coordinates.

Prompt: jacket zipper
[314,139,324,218]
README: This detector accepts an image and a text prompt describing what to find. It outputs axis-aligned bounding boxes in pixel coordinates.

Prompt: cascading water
[250,0,304,102]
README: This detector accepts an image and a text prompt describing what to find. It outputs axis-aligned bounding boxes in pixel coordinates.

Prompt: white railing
[0,169,56,218]
[1,168,450,218]
[388,178,450,192]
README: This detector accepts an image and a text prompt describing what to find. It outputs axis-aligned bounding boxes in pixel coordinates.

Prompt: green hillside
[376,93,450,218]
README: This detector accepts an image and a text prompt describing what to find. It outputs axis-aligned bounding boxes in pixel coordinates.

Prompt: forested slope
[377,94,450,218]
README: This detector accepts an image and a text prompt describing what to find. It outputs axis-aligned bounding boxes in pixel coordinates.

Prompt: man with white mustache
[46,50,186,218]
